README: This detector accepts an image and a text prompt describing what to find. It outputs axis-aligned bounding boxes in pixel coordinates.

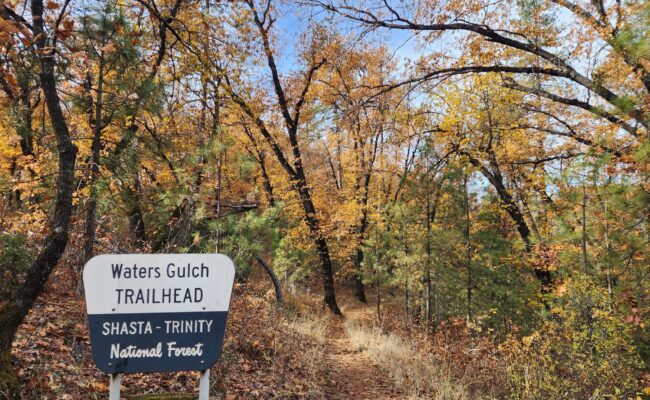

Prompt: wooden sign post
[83,254,235,399]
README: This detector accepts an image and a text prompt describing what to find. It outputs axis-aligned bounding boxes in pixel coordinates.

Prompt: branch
[52,0,71,45]
[504,78,638,137]
[0,3,33,30]
[370,64,569,96]
[248,0,295,132]
[319,1,646,125]
[225,76,298,179]
[549,0,607,30]
[550,0,650,92]
[518,123,623,157]
[511,152,584,165]
[294,57,326,127]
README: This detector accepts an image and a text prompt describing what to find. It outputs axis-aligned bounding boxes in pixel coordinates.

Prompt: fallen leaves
[13,269,329,398]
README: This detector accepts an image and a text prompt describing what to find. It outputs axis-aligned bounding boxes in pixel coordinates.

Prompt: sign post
[83,253,235,398]
[199,369,209,400]
[109,373,121,400]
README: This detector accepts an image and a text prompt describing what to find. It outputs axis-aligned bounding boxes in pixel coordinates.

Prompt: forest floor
[8,262,412,399]
[322,303,403,400]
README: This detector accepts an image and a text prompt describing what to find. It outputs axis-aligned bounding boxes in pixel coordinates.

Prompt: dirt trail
[323,302,404,400]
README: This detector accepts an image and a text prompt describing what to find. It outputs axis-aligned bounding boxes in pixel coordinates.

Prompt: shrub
[0,233,34,299]
[503,276,643,399]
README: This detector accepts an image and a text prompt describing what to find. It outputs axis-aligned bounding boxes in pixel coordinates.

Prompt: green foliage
[199,205,284,279]
[516,0,556,28]
[274,236,316,286]
[611,3,650,62]
[0,233,34,299]
[504,275,642,399]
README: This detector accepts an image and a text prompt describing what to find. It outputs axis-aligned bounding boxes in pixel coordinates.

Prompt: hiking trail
[323,301,404,400]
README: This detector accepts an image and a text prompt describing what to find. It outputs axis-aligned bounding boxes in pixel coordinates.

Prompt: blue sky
[272,2,421,74]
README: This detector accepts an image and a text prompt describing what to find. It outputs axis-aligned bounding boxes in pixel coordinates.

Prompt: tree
[315,0,650,161]
[318,45,398,303]
[223,0,343,314]
[0,0,77,394]
[75,1,141,266]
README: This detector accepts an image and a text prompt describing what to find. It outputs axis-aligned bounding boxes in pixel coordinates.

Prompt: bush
[503,276,643,399]
[0,233,34,299]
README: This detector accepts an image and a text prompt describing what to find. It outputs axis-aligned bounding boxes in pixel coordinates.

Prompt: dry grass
[344,320,471,400]
[285,315,329,344]
[218,294,331,399]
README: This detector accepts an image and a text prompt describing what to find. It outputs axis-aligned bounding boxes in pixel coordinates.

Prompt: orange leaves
[45,0,60,9]
[0,16,30,42]
[624,307,645,327]
[0,18,21,34]
[101,42,118,54]
[55,18,75,40]
[0,67,17,89]
[89,381,109,392]
[62,18,74,30]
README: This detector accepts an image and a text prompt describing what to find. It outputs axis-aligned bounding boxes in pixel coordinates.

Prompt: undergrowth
[344,320,471,399]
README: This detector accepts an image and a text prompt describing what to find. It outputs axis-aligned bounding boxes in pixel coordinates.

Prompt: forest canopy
[0,0,649,398]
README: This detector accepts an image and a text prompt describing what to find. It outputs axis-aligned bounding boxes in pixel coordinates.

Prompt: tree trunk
[375,274,381,325]
[351,141,375,304]
[214,149,223,253]
[464,175,473,321]
[425,180,433,323]
[404,276,409,327]
[226,6,341,314]
[424,269,432,323]
[127,169,147,245]
[352,197,370,303]
[581,180,589,273]
[102,124,146,246]
[295,181,342,315]
[599,193,613,311]
[256,257,283,305]
[8,76,35,211]
[258,153,275,207]
[353,247,367,303]
[83,60,105,270]
[0,0,78,394]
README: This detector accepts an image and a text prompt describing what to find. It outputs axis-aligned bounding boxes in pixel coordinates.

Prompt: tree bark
[353,247,367,303]
[581,180,590,273]
[1,69,36,211]
[403,276,409,326]
[128,169,147,245]
[242,123,276,207]
[0,0,78,395]
[464,175,473,321]
[256,257,283,305]
[83,59,105,269]
[352,174,371,303]
[375,272,381,325]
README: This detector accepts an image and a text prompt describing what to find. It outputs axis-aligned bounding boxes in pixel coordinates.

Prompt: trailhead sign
[83,254,235,374]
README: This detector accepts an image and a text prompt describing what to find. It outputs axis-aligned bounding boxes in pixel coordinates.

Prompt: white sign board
[83,253,235,374]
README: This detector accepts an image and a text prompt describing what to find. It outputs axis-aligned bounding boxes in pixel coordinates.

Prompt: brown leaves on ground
[12,268,329,399]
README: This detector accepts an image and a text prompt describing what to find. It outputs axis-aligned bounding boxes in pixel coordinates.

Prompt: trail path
[323,301,404,400]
